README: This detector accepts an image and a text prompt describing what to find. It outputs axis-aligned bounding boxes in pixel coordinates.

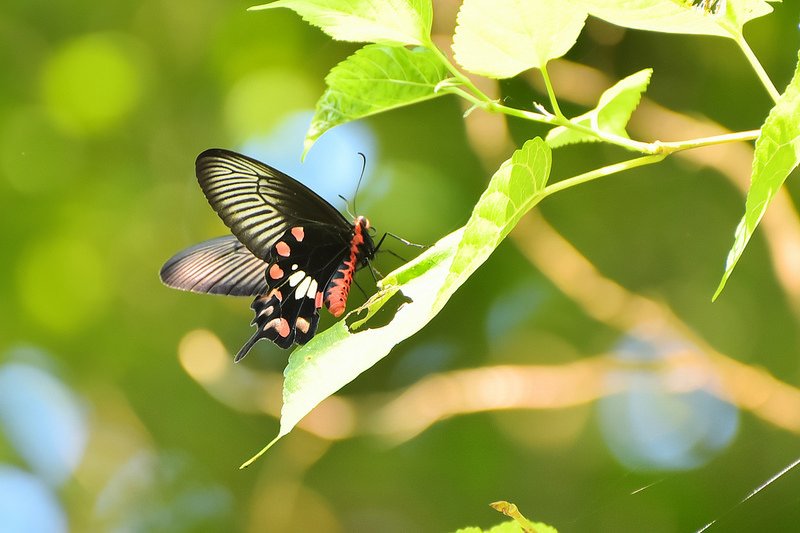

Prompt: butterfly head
[355,215,371,231]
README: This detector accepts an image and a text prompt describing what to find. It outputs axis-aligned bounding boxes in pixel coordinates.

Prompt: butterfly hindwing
[159,235,268,296]
[234,224,347,359]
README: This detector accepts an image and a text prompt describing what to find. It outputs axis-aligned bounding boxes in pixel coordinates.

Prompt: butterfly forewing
[196,149,351,259]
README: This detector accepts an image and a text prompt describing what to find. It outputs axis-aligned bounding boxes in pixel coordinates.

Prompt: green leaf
[714,51,800,299]
[452,0,587,78]
[722,0,777,31]
[249,0,432,46]
[547,68,652,148]
[305,44,449,153]
[570,0,775,38]
[241,138,551,466]
[240,228,465,467]
[436,138,551,309]
[453,520,558,533]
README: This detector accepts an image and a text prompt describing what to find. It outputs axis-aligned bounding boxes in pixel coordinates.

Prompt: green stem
[439,85,485,108]
[488,101,658,153]
[540,64,564,118]
[541,154,667,199]
[425,39,492,104]
[423,36,761,156]
[736,35,780,102]
[656,129,761,152]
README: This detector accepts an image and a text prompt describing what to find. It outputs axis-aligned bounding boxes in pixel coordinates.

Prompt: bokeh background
[3,1,800,531]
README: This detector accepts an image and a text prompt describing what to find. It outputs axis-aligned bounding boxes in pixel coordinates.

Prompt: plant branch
[736,35,781,102]
[656,129,761,152]
[424,36,761,158]
[539,63,564,118]
[542,154,667,198]
[425,39,492,104]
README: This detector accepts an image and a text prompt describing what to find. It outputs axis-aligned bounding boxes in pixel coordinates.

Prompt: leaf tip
[712,276,728,302]
[247,3,272,12]
[301,138,315,161]
[239,434,282,468]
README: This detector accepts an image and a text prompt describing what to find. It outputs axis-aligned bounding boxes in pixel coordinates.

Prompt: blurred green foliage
[2,1,800,532]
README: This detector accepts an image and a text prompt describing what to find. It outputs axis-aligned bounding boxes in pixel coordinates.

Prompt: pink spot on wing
[296,317,310,334]
[269,263,284,280]
[291,226,305,242]
[277,318,290,337]
[276,241,290,257]
[315,291,323,309]
[264,317,291,338]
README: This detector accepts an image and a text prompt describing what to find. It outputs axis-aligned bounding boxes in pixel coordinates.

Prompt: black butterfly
[160,149,378,361]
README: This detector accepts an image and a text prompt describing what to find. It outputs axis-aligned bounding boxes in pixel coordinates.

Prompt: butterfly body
[160,149,376,360]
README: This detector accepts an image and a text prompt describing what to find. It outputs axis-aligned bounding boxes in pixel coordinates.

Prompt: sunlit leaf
[305,44,449,152]
[249,0,432,46]
[242,139,551,466]
[436,138,551,308]
[547,68,652,148]
[569,0,775,38]
[241,229,463,466]
[714,51,800,299]
[452,0,587,78]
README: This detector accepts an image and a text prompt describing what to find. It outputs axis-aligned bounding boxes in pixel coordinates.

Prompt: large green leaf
[250,0,432,46]
[436,138,551,308]
[570,0,775,38]
[240,228,463,467]
[715,51,800,299]
[451,0,587,78]
[547,68,652,148]
[305,44,449,152]
[242,138,552,466]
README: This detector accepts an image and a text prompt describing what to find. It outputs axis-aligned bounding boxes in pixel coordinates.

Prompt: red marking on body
[269,263,284,280]
[276,241,291,257]
[315,291,324,309]
[324,217,370,317]
[291,226,305,242]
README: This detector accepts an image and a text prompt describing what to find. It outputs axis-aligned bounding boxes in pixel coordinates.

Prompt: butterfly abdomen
[325,216,371,317]
[325,258,356,317]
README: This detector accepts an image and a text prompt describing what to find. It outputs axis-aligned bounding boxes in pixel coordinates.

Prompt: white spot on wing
[295,276,311,300]
[288,270,305,287]
[306,279,318,299]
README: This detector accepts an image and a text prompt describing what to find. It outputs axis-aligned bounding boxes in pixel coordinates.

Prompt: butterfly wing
[195,148,352,260]
[163,148,371,358]
[159,235,268,296]
[235,223,350,359]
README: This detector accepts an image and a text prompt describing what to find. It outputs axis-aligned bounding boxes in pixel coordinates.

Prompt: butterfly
[160,148,380,361]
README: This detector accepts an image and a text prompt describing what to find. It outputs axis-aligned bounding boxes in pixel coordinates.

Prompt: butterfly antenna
[353,152,367,215]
